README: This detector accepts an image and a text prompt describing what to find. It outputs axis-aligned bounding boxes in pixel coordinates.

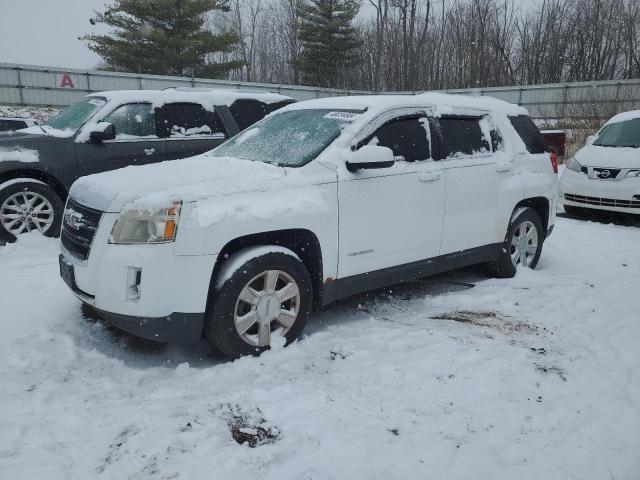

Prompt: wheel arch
[514,197,550,234]
[209,228,325,309]
[0,169,68,202]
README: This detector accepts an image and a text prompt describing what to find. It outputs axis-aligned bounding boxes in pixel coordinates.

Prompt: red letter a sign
[60,74,75,88]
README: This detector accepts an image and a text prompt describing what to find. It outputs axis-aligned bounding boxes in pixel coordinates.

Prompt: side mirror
[89,122,116,143]
[346,145,395,172]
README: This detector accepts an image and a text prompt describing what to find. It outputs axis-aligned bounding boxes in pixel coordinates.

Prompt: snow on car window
[170,124,218,137]
[103,103,156,138]
[593,118,640,148]
[45,97,106,132]
[211,109,361,167]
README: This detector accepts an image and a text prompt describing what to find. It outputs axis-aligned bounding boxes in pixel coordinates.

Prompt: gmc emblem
[64,209,84,230]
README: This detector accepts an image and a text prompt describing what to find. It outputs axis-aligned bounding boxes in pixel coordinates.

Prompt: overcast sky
[0,0,542,70]
[0,0,107,68]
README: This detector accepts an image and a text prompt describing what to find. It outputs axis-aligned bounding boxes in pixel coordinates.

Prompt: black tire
[484,207,544,279]
[0,180,64,241]
[205,250,313,358]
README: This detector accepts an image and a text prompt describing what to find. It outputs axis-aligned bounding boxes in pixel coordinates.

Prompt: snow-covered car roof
[88,89,294,109]
[279,92,528,118]
[604,109,640,126]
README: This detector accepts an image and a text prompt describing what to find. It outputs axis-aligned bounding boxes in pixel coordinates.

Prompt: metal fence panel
[1,62,638,121]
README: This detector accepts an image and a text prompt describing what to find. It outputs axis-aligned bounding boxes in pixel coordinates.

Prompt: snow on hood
[0,147,39,163]
[19,125,75,138]
[69,154,290,212]
[575,144,640,168]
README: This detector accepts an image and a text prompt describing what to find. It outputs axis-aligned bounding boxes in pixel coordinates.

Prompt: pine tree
[82,0,242,78]
[296,0,361,87]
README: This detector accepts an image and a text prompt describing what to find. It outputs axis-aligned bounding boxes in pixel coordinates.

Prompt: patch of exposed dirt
[99,424,139,473]
[219,404,280,448]
[431,310,537,334]
[535,364,567,382]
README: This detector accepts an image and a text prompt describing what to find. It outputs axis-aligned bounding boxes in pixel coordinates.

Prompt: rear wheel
[205,249,313,358]
[484,207,544,278]
[0,180,63,241]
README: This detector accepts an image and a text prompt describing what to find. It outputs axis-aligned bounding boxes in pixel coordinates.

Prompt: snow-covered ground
[0,105,59,124]
[1,215,639,480]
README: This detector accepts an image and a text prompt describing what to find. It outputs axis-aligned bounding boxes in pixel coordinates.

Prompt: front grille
[565,193,640,209]
[61,198,103,260]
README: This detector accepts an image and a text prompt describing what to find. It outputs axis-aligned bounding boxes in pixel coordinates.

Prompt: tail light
[550,152,558,173]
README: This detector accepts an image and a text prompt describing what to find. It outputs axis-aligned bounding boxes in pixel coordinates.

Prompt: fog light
[127,267,142,303]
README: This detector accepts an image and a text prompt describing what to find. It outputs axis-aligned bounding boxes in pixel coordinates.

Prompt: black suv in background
[0,88,294,242]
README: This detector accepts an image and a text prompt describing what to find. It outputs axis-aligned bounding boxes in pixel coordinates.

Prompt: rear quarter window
[229,99,267,131]
[229,99,296,131]
[509,115,547,154]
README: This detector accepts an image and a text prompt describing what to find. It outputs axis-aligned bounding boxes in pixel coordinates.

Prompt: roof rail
[160,86,276,94]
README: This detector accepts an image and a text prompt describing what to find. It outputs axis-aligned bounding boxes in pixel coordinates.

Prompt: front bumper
[559,169,640,214]
[60,212,216,342]
[88,305,204,343]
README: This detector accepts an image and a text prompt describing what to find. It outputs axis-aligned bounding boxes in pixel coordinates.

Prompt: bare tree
[206,0,640,91]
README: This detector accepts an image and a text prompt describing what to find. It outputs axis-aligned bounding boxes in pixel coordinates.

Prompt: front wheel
[205,249,313,358]
[484,207,544,278]
[0,180,63,241]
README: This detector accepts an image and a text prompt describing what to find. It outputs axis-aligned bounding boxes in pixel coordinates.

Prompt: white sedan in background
[559,110,640,216]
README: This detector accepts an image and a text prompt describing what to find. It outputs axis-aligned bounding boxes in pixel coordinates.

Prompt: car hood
[575,145,640,168]
[0,131,46,151]
[69,154,290,212]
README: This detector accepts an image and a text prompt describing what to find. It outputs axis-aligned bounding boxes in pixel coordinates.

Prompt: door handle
[144,148,155,156]
[496,162,512,172]
[419,171,441,182]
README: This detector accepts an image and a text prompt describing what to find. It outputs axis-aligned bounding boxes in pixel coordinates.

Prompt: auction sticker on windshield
[323,111,361,122]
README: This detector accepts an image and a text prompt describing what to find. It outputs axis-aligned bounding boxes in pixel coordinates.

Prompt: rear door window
[103,103,157,139]
[158,103,226,138]
[509,115,546,153]
[366,116,430,162]
[437,116,490,157]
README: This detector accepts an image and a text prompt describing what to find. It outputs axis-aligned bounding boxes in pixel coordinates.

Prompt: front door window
[103,103,157,139]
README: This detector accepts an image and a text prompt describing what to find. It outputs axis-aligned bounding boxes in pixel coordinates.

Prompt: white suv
[59,93,558,357]
[559,110,640,216]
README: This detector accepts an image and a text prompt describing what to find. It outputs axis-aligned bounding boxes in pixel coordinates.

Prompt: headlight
[566,157,583,173]
[110,200,182,244]
[624,169,640,178]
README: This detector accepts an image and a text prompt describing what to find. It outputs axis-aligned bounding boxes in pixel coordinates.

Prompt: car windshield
[593,118,640,148]
[45,97,107,131]
[210,109,363,167]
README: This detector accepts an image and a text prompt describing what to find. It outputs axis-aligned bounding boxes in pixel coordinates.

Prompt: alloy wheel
[510,220,538,267]
[0,191,55,235]
[234,269,301,347]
